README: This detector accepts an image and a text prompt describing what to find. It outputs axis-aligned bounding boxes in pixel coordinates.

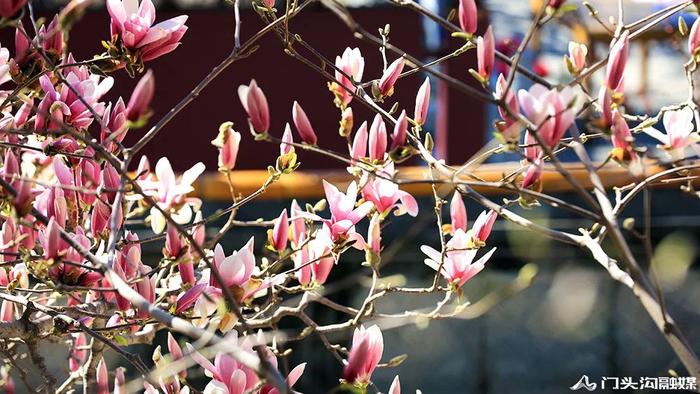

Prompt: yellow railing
[191,162,683,202]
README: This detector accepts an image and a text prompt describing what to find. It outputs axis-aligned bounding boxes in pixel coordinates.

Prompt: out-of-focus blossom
[421,229,496,289]
[114,368,126,394]
[389,376,401,394]
[548,0,565,9]
[97,357,109,394]
[598,86,613,129]
[106,0,188,61]
[458,0,477,35]
[414,77,430,126]
[292,101,318,145]
[606,30,629,91]
[565,42,587,75]
[238,79,270,134]
[643,107,700,161]
[495,73,520,143]
[69,333,87,372]
[329,47,365,108]
[343,325,383,386]
[211,121,241,171]
[521,157,543,190]
[476,26,495,82]
[0,44,10,86]
[517,84,577,149]
[0,0,26,18]
[377,57,405,98]
[690,16,700,56]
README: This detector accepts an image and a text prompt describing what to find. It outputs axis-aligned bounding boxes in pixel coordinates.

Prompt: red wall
[9,6,486,170]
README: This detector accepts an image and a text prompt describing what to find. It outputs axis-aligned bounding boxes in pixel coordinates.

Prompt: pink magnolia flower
[69,333,87,372]
[0,216,18,263]
[211,122,241,171]
[361,165,418,217]
[351,121,368,161]
[549,0,565,8]
[471,209,497,244]
[135,264,156,318]
[14,23,30,64]
[566,42,587,74]
[167,332,186,378]
[643,107,700,161]
[136,157,205,233]
[611,110,640,170]
[238,79,270,134]
[97,357,109,394]
[289,199,306,247]
[414,77,430,126]
[458,0,477,35]
[35,71,113,131]
[421,229,496,288]
[517,84,577,149]
[280,123,295,156]
[343,325,384,385]
[322,180,373,241]
[0,0,26,18]
[164,223,185,259]
[292,101,318,145]
[690,17,700,56]
[389,376,401,394]
[188,333,305,394]
[107,0,188,61]
[368,114,387,161]
[37,16,64,57]
[391,109,408,150]
[495,74,520,142]
[293,230,335,286]
[270,209,289,252]
[100,98,129,152]
[522,157,543,189]
[377,57,405,97]
[329,47,365,107]
[367,213,381,256]
[211,239,255,290]
[1,152,34,214]
[114,368,126,394]
[606,30,629,91]
[450,191,467,233]
[0,44,10,87]
[126,69,155,123]
[476,26,495,80]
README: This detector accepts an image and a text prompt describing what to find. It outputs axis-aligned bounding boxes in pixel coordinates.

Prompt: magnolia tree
[0,0,699,392]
